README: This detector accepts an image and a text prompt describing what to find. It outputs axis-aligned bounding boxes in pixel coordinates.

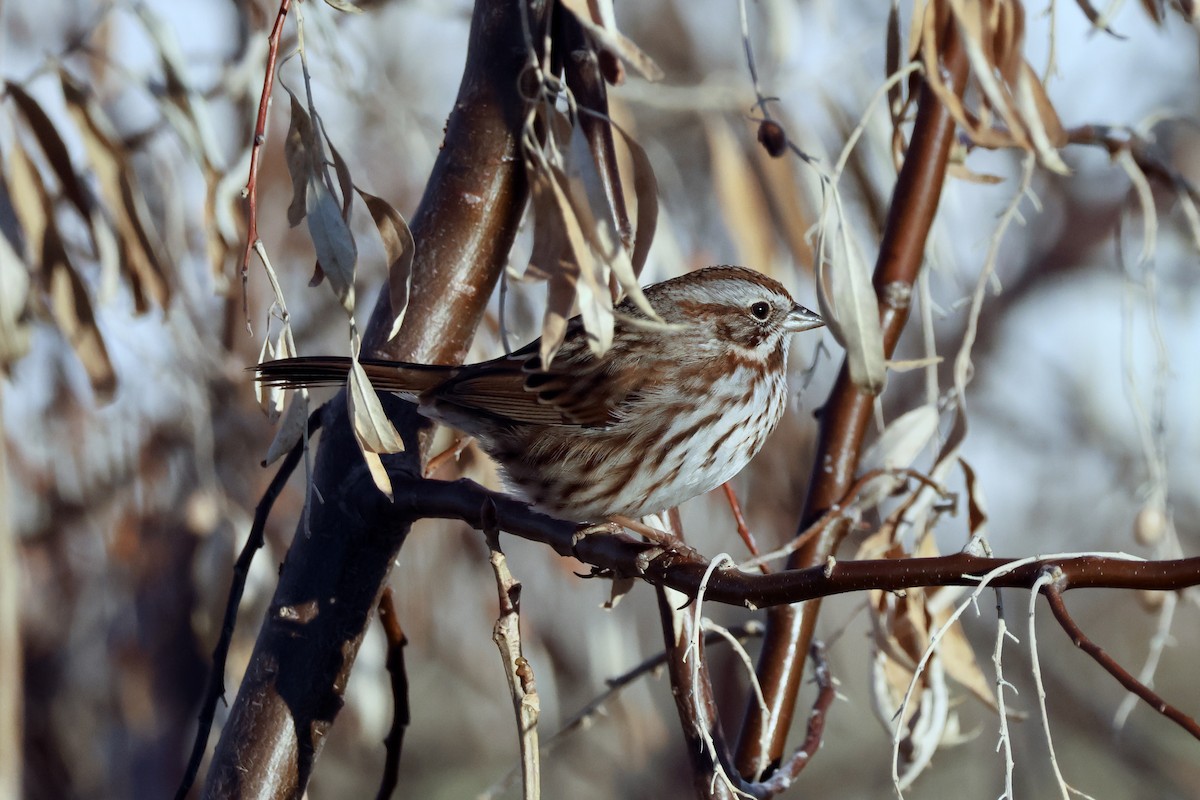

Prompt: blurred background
[2,0,1199,797]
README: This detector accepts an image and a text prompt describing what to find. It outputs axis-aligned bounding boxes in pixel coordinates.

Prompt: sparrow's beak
[784,303,825,333]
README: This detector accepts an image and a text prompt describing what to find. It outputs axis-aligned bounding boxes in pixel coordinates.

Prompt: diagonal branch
[1043,584,1200,741]
[734,19,971,776]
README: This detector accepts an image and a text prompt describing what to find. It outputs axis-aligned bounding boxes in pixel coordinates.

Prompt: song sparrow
[257,266,823,522]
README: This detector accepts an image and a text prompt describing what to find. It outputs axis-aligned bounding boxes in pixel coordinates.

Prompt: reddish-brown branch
[375,588,409,800]
[654,584,738,800]
[238,0,292,333]
[722,482,766,568]
[758,642,837,792]
[1043,585,1200,742]
[748,17,972,772]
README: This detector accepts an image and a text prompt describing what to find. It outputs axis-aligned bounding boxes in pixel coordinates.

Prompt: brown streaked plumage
[256,266,824,521]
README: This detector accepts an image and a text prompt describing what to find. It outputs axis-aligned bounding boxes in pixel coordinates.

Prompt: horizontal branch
[392,478,1200,606]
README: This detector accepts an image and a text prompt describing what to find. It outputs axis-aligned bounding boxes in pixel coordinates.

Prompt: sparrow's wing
[430,327,645,428]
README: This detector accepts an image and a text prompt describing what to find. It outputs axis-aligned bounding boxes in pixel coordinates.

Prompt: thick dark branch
[176,408,320,800]
[201,1,544,796]
[395,478,1200,605]
[736,19,971,775]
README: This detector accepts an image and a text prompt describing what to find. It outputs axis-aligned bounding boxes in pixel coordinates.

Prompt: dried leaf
[564,119,656,321]
[886,0,904,116]
[132,3,224,169]
[43,222,116,399]
[323,0,364,12]
[357,190,415,341]
[957,458,989,539]
[262,392,310,467]
[1139,0,1166,23]
[1013,62,1069,174]
[550,159,614,357]
[347,358,406,500]
[0,233,32,369]
[6,132,113,394]
[4,139,46,262]
[306,172,357,314]
[856,404,940,511]
[284,91,316,227]
[816,224,886,394]
[608,117,659,279]
[930,601,998,710]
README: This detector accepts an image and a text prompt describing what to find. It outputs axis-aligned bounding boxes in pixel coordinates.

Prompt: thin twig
[721,483,765,569]
[174,408,321,800]
[1043,584,1200,741]
[758,642,838,792]
[375,588,409,800]
[238,0,293,334]
[479,623,766,800]
[422,435,473,478]
[483,500,540,800]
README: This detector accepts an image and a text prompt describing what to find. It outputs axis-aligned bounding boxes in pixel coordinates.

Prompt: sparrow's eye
[750,301,771,321]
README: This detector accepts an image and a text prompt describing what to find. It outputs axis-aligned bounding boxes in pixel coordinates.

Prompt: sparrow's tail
[255,357,454,393]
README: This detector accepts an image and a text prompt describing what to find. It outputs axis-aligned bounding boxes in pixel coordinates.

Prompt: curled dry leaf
[347,358,406,500]
[856,404,940,511]
[815,204,887,394]
[357,190,415,341]
[284,91,316,227]
[909,0,1069,173]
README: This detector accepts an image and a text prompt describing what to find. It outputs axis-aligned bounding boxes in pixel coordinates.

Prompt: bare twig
[721,482,765,568]
[238,0,292,334]
[1043,584,1200,741]
[756,642,837,793]
[375,588,409,800]
[422,435,473,478]
[483,500,540,800]
[481,625,766,799]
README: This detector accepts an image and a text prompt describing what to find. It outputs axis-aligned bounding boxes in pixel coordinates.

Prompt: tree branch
[200,1,545,796]
[734,17,971,777]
